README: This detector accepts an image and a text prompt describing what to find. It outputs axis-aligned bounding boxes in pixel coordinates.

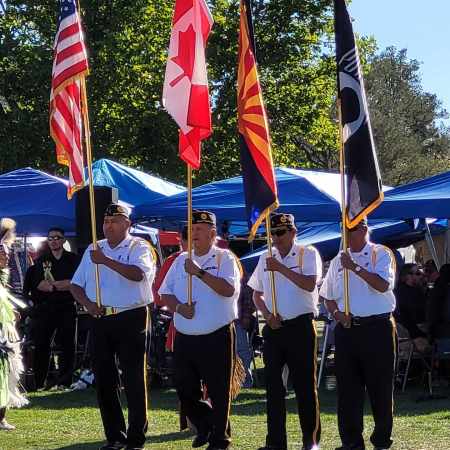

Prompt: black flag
[334,0,383,228]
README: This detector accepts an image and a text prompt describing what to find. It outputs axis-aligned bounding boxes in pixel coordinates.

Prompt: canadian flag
[163,0,214,169]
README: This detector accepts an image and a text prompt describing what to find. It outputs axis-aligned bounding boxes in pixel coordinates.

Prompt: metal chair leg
[402,343,414,392]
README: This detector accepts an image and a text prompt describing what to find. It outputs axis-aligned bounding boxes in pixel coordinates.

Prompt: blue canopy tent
[372,170,450,220]
[92,159,185,206]
[0,168,75,235]
[0,161,185,235]
[133,168,342,228]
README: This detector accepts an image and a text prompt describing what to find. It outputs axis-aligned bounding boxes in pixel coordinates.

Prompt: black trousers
[262,314,321,450]
[334,317,397,449]
[32,307,76,388]
[174,323,235,450]
[91,306,149,447]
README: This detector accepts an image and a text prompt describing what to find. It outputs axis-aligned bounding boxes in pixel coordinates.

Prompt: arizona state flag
[238,0,279,239]
[335,0,383,228]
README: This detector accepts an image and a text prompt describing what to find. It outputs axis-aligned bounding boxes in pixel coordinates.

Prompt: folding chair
[316,313,334,388]
[395,323,433,396]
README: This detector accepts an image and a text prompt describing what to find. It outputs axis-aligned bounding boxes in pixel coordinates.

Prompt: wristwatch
[354,265,362,273]
[197,269,206,279]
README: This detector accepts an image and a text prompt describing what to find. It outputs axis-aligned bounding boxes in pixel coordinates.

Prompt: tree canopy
[0,1,448,188]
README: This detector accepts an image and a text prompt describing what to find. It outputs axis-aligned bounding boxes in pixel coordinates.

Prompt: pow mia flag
[334,0,383,228]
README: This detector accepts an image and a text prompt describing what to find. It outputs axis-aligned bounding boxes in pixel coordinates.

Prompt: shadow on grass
[53,443,102,450]
[24,382,450,420]
[25,389,98,410]
[146,430,193,444]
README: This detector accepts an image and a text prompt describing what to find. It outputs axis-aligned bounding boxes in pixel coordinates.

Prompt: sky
[349,0,450,123]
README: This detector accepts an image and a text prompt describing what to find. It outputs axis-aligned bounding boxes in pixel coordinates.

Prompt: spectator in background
[23,228,80,389]
[153,227,187,309]
[427,264,450,341]
[424,259,440,286]
[235,273,255,388]
[394,263,429,353]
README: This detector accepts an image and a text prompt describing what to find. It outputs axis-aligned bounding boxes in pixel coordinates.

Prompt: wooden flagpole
[187,164,193,306]
[337,99,350,318]
[81,77,101,308]
[265,216,278,316]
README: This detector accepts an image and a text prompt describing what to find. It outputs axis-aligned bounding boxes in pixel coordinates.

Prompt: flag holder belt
[351,313,392,327]
[103,304,147,317]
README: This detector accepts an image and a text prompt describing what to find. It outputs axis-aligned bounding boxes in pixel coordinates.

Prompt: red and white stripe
[50,4,88,198]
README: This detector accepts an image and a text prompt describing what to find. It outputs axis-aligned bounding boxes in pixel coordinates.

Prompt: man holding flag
[159,210,241,450]
[320,2,396,450]
[161,2,244,450]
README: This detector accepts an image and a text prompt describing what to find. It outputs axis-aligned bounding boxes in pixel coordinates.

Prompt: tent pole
[424,221,440,270]
[23,235,29,271]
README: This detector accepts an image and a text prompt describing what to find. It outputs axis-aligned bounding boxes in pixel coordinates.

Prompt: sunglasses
[47,236,63,241]
[408,272,422,276]
[270,229,288,237]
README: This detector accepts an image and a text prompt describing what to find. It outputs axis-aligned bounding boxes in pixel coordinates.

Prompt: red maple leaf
[170,24,196,87]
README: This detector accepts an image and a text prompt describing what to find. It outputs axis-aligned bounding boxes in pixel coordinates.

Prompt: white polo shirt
[71,235,155,308]
[319,242,396,317]
[248,242,322,320]
[158,245,241,335]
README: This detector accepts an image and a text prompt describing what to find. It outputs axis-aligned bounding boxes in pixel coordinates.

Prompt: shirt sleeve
[218,250,241,295]
[71,248,90,288]
[319,257,337,301]
[129,239,156,282]
[247,255,264,292]
[158,255,180,296]
[373,246,396,289]
[302,246,322,280]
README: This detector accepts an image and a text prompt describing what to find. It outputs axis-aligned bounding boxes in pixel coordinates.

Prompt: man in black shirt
[25,227,80,389]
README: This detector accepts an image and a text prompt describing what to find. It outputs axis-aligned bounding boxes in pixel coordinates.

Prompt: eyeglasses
[270,229,287,237]
[47,236,63,241]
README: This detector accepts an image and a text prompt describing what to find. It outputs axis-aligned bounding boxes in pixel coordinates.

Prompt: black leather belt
[351,313,392,326]
[281,312,314,325]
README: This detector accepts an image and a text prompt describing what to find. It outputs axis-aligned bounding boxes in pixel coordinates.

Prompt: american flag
[50,0,89,198]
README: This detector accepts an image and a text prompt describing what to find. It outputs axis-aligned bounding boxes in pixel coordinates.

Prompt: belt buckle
[352,316,361,327]
[104,306,117,316]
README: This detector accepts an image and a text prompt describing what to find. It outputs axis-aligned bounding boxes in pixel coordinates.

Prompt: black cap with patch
[104,203,130,218]
[270,213,295,230]
[192,210,216,226]
[348,216,368,230]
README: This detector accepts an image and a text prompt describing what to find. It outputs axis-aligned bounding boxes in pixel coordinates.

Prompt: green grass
[1,383,449,450]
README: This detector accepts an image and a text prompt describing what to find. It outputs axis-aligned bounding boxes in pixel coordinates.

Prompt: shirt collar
[350,242,371,257]
[273,241,297,259]
[105,234,131,251]
[194,244,217,261]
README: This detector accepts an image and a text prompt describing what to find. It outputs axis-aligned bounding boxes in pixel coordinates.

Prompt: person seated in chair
[394,263,429,353]
[428,264,450,342]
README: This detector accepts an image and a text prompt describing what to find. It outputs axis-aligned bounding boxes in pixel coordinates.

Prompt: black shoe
[335,447,365,450]
[205,446,229,450]
[192,431,211,448]
[99,442,126,450]
[125,447,144,450]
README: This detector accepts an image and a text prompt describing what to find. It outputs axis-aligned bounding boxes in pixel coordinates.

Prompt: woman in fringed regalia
[0,218,28,431]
